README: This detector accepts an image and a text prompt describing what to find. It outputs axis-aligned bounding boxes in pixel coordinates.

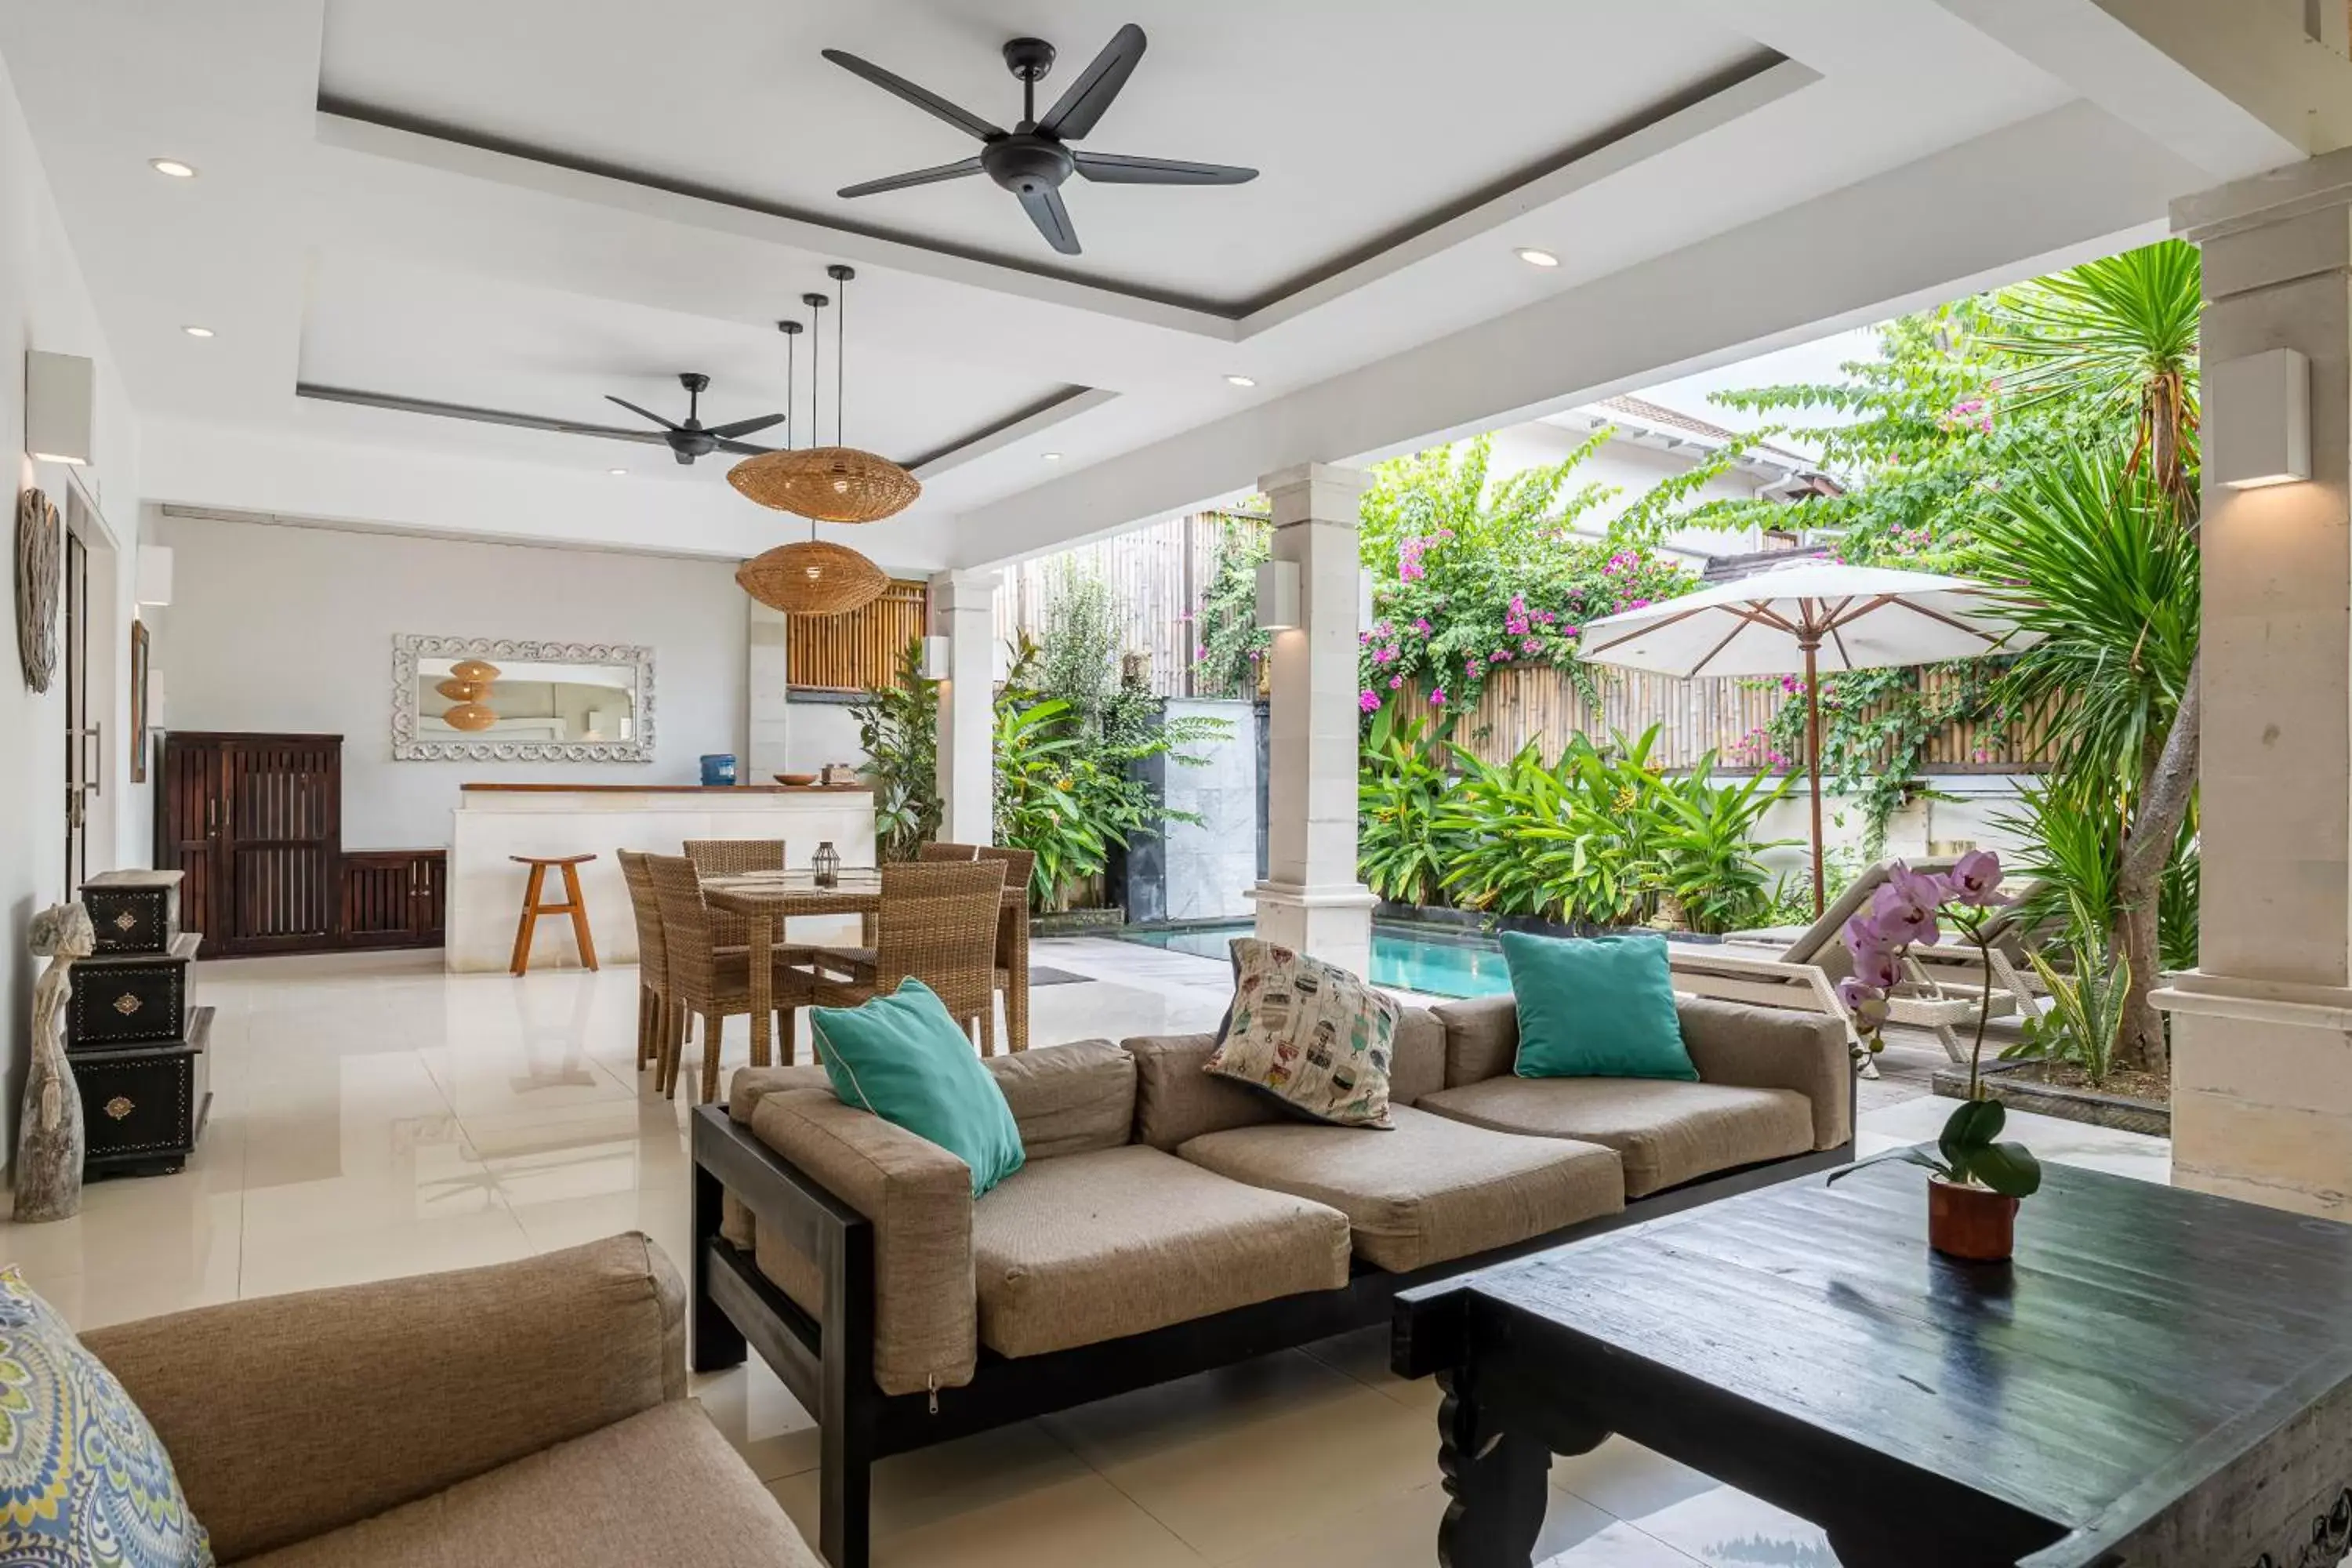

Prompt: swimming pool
[1117,920,1514,1000]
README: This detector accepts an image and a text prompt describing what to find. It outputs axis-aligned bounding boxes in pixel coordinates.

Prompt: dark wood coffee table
[1395,1155,2352,1568]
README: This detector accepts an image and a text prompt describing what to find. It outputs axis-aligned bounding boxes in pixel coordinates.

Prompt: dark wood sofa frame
[690,1083,1857,1568]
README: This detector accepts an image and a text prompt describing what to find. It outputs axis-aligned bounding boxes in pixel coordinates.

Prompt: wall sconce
[918,634,953,680]
[2210,348,2310,489]
[136,544,174,607]
[1254,559,1300,630]
[26,350,95,466]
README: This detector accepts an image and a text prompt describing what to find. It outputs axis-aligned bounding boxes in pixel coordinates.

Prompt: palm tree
[1984,240,2201,1073]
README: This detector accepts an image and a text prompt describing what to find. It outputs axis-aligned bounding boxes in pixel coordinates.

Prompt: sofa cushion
[1432,994,1519,1087]
[1126,1011,1445,1152]
[1500,932,1695,1081]
[241,1401,817,1568]
[1207,939,1400,1127]
[1178,1105,1624,1272]
[970,1145,1351,1358]
[1416,1076,1815,1197]
[748,1092,976,1398]
[811,978,1024,1196]
[985,1039,1134,1159]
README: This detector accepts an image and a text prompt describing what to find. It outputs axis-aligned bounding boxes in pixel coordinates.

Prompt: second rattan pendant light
[729,266,920,524]
[733,306,891,617]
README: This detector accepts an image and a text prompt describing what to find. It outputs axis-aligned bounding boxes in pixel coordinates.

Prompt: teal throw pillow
[811,978,1025,1196]
[0,1267,213,1566]
[1500,931,1696,1081]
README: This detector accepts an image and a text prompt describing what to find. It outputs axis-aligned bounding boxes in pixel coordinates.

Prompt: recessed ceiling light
[180,325,214,338]
[149,158,198,179]
[608,467,628,477]
[1515,247,1560,268]
[1041,452,1063,462]
[1225,374,1257,388]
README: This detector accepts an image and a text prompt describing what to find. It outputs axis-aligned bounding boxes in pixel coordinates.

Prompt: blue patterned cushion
[0,1269,211,1566]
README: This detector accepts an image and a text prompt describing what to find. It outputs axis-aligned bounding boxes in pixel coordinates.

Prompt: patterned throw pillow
[1207,938,1399,1128]
[0,1268,212,1566]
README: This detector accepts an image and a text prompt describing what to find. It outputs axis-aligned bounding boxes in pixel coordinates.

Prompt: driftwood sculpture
[13,902,93,1222]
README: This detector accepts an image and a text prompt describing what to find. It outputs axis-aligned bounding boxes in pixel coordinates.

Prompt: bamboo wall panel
[786,580,931,691]
[1439,666,2060,774]
[993,511,1267,696]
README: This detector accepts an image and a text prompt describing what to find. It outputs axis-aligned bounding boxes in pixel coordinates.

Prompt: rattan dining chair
[916,842,980,862]
[914,844,1033,1049]
[800,860,1007,1053]
[684,838,785,949]
[648,854,819,1104]
[616,849,675,1076]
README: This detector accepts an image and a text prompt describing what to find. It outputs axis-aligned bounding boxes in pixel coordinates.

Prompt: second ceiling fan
[823,24,1256,256]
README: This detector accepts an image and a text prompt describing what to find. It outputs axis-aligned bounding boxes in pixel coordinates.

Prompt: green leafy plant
[1357,699,1459,906]
[1192,522,1269,698]
[848,639,941,862]
[2005,938,2129,1088]
[1037,563,1126,735]
[1645,761,1798,934]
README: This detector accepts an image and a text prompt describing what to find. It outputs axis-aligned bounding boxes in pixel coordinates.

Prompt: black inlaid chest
[67,932,200,1049]
[82,869,183,955]
[76,1007,213,1178]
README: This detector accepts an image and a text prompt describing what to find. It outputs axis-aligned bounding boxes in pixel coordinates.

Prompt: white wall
[147,515,750,849]
[0,48,144,1165]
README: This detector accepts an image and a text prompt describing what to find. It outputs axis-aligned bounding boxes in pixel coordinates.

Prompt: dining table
[700,867,1033,1065]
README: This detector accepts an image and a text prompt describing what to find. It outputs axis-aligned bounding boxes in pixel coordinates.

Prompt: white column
[930,570,998,845]
[1250,463,1375,976]
[2159,152,2352,1218]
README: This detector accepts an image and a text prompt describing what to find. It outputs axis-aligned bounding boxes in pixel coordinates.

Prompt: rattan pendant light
[728,266,920,524]
[734,307,891,617]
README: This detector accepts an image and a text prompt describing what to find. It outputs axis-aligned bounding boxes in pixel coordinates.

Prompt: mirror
[391,636,654,761]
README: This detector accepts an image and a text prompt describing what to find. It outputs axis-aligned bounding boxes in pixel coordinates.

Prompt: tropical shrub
[1192,522,1269,698]
[849,639,941,862]
[1357,702,1458,906]
[1646,761,1798,934]
[2006,938,2131,1088]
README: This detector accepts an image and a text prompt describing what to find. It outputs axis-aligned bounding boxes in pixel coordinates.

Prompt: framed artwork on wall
[129,619,150,783]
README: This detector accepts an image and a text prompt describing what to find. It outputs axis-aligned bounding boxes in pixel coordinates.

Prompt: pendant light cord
[837,272,847,448]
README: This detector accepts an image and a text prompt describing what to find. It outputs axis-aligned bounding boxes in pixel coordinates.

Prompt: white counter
[447,785,877,973]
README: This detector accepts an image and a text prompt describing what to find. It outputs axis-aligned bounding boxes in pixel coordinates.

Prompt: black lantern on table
[811,840,840,888]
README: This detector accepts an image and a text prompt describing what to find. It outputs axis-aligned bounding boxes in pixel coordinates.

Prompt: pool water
[1119,921,1513,1000]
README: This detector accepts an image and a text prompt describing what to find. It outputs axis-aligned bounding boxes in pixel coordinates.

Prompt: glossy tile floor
[4,938,2168,1567]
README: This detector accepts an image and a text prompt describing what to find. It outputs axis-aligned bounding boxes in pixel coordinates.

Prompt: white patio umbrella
[1577,561,2037,915]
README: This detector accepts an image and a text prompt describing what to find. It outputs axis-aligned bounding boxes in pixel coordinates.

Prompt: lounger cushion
[1417,1076,1815,1197]
[242,1401,818,1568]
[970,1145,1350,1358]
[1178,1105,1624,1272]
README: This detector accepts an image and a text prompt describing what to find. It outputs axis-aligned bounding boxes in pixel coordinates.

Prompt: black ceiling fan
[605,373,784,465]
[822,24,1257,256]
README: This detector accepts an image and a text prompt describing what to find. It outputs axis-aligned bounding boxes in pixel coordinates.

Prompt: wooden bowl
[774,772,818,787]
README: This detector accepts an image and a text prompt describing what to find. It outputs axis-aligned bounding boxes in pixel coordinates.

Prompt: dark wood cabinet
[340,849,448,949]
[154,732,345,956]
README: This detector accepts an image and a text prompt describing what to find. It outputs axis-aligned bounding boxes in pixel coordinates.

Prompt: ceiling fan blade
[1017,183,1081,255]
[715,438,776,456]
[1037,23,1145,140]
[606,394,683,430]
[822,49,1004,141]
[838,155,986,199]
[1073,151,1258,186]
[706,412,786,440]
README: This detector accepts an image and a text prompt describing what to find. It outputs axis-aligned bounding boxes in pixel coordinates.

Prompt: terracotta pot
[1927,1175,2019,1262]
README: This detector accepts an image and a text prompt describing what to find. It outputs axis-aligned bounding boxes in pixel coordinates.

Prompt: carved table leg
[1436,1367,1554,1568]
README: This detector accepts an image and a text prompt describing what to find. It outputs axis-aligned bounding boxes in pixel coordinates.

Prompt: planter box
[1031,906,1127,938]
[1929,1058,2170,1138]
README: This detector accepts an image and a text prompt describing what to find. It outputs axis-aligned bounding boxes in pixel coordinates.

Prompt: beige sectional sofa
[694,993,1849,1568]
[88,1235,816,1567]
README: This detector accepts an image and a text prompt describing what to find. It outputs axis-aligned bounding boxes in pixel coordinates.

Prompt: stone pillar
[2160,152,2352,1218]
[930,571,998,846]
[1250,463,1376,976]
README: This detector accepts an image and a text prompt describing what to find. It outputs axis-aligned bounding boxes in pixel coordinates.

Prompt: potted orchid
[1828,850,2042,1261]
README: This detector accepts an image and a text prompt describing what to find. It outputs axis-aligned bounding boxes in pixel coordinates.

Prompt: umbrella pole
[1804,637,1825,917]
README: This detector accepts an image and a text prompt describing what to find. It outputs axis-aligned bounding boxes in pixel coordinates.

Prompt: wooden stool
[509,854,600,975]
